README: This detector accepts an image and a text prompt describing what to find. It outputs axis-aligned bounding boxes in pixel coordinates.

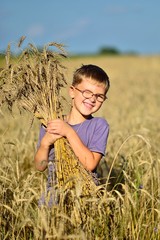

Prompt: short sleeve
[88,118,109,155]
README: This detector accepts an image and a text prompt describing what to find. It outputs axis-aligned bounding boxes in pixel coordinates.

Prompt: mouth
[83,101,95,110]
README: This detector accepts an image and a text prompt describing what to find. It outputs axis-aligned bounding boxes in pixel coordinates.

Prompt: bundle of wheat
[0,37,101,197]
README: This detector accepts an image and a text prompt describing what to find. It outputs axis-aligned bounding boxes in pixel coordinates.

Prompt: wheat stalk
[0,38,101,198]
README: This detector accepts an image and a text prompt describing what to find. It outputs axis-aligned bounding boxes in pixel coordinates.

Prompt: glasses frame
[75,87,107,103]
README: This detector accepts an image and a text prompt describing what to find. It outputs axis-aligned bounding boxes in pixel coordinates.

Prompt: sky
[1,0,160,55]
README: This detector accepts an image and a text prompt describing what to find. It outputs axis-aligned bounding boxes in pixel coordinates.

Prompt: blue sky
[1,0,160,55]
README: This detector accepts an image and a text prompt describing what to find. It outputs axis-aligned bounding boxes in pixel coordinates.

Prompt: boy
[35,64,110,188]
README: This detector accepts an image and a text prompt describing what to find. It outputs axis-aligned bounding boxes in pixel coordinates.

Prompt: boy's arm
[34,131,62,171]
[47,120,103,171]
[34,143,49,171]
[66,128,102,171]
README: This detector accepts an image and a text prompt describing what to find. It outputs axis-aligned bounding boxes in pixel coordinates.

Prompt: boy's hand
[47,119,72,137]
[41,131,62,148]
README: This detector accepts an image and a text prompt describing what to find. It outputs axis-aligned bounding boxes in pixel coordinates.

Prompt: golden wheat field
[0,53,160,239]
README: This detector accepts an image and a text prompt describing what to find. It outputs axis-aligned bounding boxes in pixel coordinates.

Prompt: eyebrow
[75,87,107,99]
[81,88,106,96]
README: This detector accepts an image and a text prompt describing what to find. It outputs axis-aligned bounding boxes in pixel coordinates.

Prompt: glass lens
[83,90,93,98]
[83,90,106,102]
[97,95,105,102]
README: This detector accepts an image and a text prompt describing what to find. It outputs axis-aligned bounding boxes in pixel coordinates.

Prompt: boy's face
[69,77,107,117]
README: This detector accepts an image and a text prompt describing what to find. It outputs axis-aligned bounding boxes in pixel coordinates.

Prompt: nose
[90,94,97,102]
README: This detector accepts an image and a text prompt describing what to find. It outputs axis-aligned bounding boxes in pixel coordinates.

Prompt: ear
[69,86,75,99]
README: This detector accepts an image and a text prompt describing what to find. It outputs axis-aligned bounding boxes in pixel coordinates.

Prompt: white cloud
[27,24,45,38]
[54,18,91,40]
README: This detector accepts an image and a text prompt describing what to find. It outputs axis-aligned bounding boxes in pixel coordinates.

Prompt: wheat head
[0,38,101,198]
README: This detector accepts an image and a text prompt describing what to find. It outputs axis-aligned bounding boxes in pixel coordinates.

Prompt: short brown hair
[72,64,110,93]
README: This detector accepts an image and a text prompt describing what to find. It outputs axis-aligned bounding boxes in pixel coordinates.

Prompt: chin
[81,111,94,117]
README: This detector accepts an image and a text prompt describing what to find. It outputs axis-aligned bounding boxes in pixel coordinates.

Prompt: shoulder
[84,117,109,135]
[38,124,47,140]
[89,117,109,128]
[39,124,46,133]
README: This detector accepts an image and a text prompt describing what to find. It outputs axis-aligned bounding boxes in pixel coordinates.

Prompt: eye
[98,94,105,99]
[96,94,106,102]
[83,90,93,96]
[84,90,92,93]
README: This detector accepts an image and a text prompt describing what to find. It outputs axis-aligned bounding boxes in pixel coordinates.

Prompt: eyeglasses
[75,87,107,103]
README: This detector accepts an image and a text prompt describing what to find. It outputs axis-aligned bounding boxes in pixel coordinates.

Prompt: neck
[66,109,92,125]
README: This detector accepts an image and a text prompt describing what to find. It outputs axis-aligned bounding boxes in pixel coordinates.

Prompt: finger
[47,129,55,134]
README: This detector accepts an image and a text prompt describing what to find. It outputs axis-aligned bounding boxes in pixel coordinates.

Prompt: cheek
[95,102,103,110]
[74,93,84,102]
[72,95,82,107]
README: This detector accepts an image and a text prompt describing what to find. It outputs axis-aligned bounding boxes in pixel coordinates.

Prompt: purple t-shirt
[38,116,109,206]
[37,116,109,161]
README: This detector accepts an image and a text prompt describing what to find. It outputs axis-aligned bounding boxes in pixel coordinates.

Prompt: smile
[83,101,95,109]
